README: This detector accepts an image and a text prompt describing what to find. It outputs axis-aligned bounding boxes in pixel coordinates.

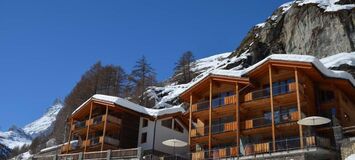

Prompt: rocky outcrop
[230,0,355,67]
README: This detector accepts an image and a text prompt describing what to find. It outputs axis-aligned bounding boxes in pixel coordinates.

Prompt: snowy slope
[148,51,355,110]
[147,52,249,109]
[0,100,63,149]
[23,101,63,138]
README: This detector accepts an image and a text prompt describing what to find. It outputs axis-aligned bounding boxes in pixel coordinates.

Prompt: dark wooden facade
[61,99,140,153]
[180,60,355,159]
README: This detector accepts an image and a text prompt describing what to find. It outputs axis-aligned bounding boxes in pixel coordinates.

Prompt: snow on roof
[180,54,355,96]
[320,52,355,68]
[39,140,78,153]
[297,0,355,12]
[72,94,185,118]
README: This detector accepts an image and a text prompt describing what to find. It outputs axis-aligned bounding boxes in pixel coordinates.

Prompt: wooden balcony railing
[190,136,331,159]
[244,111,300,129]
[191,95,237,112]
[191,146,239,160]
[191,121,237,138]
[244,82,302,102]
[87,114,122,126]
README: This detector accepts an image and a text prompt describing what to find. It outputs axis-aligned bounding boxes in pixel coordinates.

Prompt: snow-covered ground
[0,101,63,149]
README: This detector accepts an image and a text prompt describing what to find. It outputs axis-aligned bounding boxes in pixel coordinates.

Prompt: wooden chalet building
[179,54,355,160]
[61,94,188,158]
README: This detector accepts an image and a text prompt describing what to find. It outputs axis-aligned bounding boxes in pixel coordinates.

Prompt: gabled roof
[72,94,185,118]
[179,54,355,98]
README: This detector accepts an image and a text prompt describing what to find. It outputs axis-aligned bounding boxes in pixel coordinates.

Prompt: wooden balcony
[191,146,239,160]
[191,95,237,120]
[191,136,330,159]
[242,82,304,109]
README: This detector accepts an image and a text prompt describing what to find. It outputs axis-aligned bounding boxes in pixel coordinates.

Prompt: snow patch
[297,0,355,12]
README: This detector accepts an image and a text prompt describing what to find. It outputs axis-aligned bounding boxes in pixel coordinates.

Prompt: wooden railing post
[235,82,240,157]
[268,64,276,152]
[67,118,73,153]
[101,105,109,151]
[209,79,212,157]
[295,68,304,149]
[84,101,93,152]
[189,94,192,146]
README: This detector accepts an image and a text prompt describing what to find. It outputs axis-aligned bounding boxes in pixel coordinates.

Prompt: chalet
[61,94,188,158]
[179,54,355,160]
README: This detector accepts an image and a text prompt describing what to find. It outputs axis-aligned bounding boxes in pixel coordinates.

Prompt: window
[142,119,148,128]
[141,132,147,143]
[162,119,173,129]
[174,120,184,133]
[319,90,335,103]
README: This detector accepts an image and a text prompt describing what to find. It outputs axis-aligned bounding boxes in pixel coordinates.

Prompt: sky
[0,0,290,131]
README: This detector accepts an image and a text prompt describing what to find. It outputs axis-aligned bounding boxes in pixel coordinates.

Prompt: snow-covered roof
[320,52,355,68]
[72,94,185,118]
[180,54,355,96]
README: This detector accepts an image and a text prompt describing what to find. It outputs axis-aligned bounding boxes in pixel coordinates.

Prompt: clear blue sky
[0,0,290,131]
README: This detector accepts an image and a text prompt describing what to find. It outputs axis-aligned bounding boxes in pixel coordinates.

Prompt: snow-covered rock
[0,100,63,150]
[296,0,355,12]
[23,101,63,138]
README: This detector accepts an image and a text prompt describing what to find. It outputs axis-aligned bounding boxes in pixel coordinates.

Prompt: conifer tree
[174,51,196,84]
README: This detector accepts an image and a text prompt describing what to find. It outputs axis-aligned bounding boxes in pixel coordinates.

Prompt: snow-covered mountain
[0,100,63,151]
[23,101,63,139]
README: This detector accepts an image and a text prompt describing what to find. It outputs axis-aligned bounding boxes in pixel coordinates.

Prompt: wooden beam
[295,68,304,149]
[84,101,93,152]
[209,79,212,156]
[189,94,192,146]
[101,105,109,151]
[66,118,73,153]
[235,82,240,156]
[268,64,276,152]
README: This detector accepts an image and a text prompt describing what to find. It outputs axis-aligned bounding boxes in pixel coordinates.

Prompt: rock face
[230,0,355,66]
[0,143,10,160]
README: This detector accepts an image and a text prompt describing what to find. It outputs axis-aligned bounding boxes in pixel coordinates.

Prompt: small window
[141,132,147,143]
[174,120,184,133]
[162,119,173,129]
[142,119,148,128]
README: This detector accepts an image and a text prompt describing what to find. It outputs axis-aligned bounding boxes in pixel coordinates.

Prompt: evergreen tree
[129,56,157,106]
[174,51,196,84]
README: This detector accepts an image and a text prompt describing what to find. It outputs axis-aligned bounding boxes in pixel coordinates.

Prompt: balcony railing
[191,146,239,160]
[190,136,331,159]
[191,95,237,112]
[72,120,87,131]
[243,136,331,156]
[244,111,299,129]
[191,121,237,138]
[211,121,237,134]
[244,82,301,102]
[88,114,122,126]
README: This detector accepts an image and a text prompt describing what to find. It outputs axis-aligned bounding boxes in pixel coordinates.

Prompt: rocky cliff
[229,0,355,68]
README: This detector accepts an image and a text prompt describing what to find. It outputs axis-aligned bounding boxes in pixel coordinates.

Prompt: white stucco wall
[138,117,188,156]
